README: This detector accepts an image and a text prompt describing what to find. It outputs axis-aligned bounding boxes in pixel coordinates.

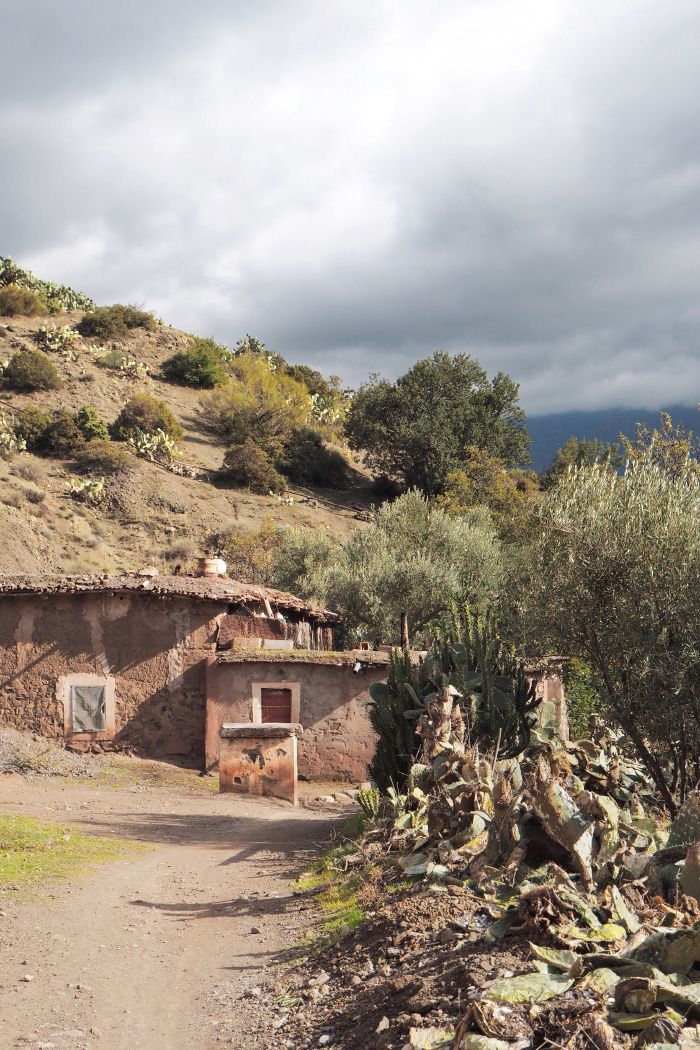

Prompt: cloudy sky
[3,0,700,415]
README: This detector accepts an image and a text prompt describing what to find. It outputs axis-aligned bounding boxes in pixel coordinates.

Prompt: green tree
[163,337,229,388]
[111,394,184,442]
[541,435,624,489]
[531,452,700,813]
[434,445,540,543]
[274,490,502,646]
[74,405,110,442]
[344,352,530,496]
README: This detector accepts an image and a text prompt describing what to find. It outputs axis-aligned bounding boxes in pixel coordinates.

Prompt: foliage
[0,285,45,317]
[2,349,63,391]
[40,410,86,456]
[213,518,284,584]
[621,411,700,479]
[74,404,109,442]
[344,352,530,496]
[564,658,604,740]
[435,445,540,542]
[0,413,26,455]
[221,438,285,494]
[531,453,700,814]
[275,427,350,488]
[541,435,624,489]
[163,337,229,388]
[0,257,94,313]
[285,364,350,436]
[203,353,311,452]
[231,333,283,369]
[66,475,105,503]
[77,303,156,339]
[111,394,184,442]
[356,785,380,820]
[35,323,82,357]
[274,490,502,646]
[94,349,150,379]
[127,427,181,465]
[366,649,423,792]
[15,405,51,450]
[74,440,131,475]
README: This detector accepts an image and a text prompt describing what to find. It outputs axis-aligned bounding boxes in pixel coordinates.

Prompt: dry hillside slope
[0,312,372,577]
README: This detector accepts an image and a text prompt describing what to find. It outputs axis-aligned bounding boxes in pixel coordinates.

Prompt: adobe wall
[0,593,220,764]
[206,659,387,782]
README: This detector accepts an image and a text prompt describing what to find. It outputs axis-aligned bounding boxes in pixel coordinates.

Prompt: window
[260,688,292,723]
[58,674,116,740]
[71,685,106,732]
[251,681,300,724]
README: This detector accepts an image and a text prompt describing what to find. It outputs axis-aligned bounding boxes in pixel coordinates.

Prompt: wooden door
[260,687,292,723]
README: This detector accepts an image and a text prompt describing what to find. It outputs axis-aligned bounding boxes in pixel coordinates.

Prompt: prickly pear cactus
[667,792,700,848]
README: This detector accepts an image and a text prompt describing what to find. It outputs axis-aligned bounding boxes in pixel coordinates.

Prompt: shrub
[127,427,181,465]
[0,256,94,313]
[16,405,51,450]
[36,324,81,355]
[275,428,349,488]
[74,440,131,475]
[163,337,229,388]
[77,304,156,339]
[94,348,128,369]
[41,410,86,456]
[74,405,110,442]
[0,286,45,317]
[111,394,184,442]
[3,349,63,391]
[221,439,285,494]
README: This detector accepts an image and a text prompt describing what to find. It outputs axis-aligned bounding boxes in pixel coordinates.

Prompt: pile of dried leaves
[355,688,700,1049]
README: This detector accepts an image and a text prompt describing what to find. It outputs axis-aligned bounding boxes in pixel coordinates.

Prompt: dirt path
[0,776,350,1050]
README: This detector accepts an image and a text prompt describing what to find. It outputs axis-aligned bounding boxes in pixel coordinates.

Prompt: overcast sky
[3,0,700,415]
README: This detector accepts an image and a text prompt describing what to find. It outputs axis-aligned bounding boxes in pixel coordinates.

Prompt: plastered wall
[206,659,387,782]
[0,593,220,763]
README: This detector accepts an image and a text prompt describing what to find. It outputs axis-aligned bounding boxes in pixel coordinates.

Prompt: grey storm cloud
[3,0,700,414]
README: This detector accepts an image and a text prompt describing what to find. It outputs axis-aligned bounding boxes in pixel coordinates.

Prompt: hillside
[0,311,373,577]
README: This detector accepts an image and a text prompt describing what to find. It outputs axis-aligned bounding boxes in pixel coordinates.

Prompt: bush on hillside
[163,337,229,388]
[0,256,94,313]
[16,405,51,450]
[77,304,156,339]
[2,349,63,391]
[74,440,131,475]
[111,394,184,441]
[0,286,45,317]
[74,404,110,442]
[221,439,285,494]
[275,427,349,488]
[40,410,86,456]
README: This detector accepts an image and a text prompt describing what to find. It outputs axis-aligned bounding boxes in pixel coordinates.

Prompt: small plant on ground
[0,414,26,456]
[2,349,63,391]
[163,336,229,388]
[36,323,82,357]
[67,476,105,503]
[75,440,131,475]
[77,304,156,339]
[127,427,181,465]
[0,285,45,317]
[74,404,110,442]
[111,394,184,441]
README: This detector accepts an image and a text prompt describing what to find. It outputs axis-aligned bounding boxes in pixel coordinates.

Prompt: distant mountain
[526,404,699,472]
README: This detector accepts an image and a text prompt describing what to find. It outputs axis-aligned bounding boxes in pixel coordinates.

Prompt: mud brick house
[0,570,390,781]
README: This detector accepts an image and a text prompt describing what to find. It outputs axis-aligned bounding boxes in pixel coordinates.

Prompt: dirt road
[0,774,348,1050]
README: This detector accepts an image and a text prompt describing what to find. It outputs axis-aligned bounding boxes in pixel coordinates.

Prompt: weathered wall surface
[206,659,386,782]
[0,593,220,764]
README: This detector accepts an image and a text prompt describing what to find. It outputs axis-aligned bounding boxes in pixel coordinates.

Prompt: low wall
[206,654,388,782]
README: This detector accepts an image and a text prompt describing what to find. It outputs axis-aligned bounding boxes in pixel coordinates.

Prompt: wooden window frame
[251,681,300,724]
[58,673,116,742]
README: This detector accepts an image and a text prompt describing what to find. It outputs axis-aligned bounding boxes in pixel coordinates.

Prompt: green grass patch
[0,814,145,896]
[293,814,373,949]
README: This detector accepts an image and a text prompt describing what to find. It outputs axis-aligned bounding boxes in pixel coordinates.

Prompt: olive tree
[531,454,700,813]
[273,490,502,646]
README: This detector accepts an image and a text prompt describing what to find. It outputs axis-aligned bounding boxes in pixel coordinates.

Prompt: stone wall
[0,592,221,764]
[206,658,387,782]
